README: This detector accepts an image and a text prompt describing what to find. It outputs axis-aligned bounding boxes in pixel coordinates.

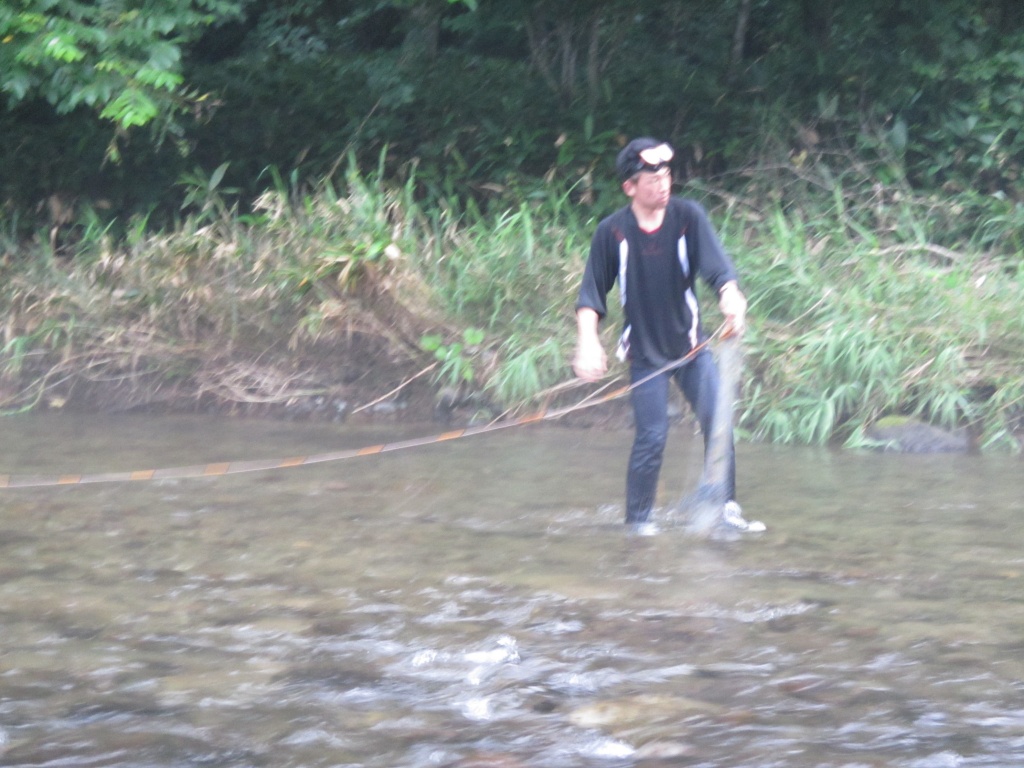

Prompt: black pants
[624,349,736,523]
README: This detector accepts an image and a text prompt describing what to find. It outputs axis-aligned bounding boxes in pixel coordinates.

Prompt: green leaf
[463,327,485,346]
[99,87,159,128]
[890,118,908,152]
[420,334,443,352]
[208,161,229,191]
[44,33,85,62]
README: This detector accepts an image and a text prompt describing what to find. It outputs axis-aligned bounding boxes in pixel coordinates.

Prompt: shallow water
[1,413,1023,767]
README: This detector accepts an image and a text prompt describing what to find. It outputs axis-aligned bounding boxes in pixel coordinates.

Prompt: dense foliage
[1,0,1023,449]
[3,0,1022,221]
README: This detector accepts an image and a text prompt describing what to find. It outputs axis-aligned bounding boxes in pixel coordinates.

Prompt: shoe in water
[721,501,766,533]
[626,521,662,537]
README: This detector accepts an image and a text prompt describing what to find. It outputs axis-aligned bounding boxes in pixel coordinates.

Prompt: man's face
[624,166,672,211]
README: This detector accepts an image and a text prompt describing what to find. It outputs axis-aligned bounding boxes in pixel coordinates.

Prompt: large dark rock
[865,416,970,453]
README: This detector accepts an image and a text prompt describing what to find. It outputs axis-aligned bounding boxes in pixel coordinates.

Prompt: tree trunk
[557,19,577,100]
[524,13,563,98]
[402,0,441,62]
[801,0,834,50]
[998,0,1024,29]
[586,15,601,110]
[524,4,617,107]
[728,0,753,82]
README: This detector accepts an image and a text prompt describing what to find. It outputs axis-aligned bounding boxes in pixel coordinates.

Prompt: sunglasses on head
[639,143,674,165]
[630,143,674,175]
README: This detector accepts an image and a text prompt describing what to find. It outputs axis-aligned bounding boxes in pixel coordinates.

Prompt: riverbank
[25,334,637,433]
[3,164,1023,450]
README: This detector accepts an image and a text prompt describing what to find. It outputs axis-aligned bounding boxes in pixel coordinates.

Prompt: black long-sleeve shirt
[576,197,738,368]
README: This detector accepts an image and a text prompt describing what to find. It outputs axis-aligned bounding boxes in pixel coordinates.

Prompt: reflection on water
[1,413,1023,767]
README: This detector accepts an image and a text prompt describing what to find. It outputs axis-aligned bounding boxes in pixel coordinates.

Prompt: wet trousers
[624,349,736,524]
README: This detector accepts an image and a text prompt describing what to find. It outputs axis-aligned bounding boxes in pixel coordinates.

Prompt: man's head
[617,137,674,213]
[616,137,675,182]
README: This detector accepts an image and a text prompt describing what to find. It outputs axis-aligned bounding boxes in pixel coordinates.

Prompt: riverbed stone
[568,693,723,730]
[634,740,697,760]
[865,416,970,453]
[454,752,529,768]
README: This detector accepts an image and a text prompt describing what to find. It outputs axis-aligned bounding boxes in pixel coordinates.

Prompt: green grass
[719,164,1024,450]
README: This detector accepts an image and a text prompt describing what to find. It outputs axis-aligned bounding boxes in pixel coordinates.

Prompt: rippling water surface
[1,413,1023,767]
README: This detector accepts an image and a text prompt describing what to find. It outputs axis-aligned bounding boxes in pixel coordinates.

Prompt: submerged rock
[635,740,697,760]
[568,693,723,730]
[454,752,529,768]
[865,416,970,453]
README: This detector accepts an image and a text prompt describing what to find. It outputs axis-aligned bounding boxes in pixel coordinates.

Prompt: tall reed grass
[714,167,1024,450]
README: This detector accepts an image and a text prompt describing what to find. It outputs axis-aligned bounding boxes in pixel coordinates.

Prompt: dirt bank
[17,334,631,431]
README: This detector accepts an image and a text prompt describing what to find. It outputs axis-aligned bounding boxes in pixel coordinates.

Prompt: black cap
[615,137,675,181]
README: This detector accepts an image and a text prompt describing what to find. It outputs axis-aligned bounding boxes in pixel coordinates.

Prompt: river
[1,413,1022,767]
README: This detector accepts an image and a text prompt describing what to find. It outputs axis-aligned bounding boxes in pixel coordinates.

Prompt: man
[573,137,764,533]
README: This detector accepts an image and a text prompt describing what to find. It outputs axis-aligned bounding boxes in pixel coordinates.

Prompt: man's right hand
[574,307,607,381]
[573,338,608,382]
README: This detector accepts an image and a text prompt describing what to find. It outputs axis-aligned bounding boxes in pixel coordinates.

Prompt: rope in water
[0,329,724,490]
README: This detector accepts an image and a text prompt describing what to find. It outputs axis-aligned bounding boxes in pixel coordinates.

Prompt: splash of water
[679,336,742,536]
